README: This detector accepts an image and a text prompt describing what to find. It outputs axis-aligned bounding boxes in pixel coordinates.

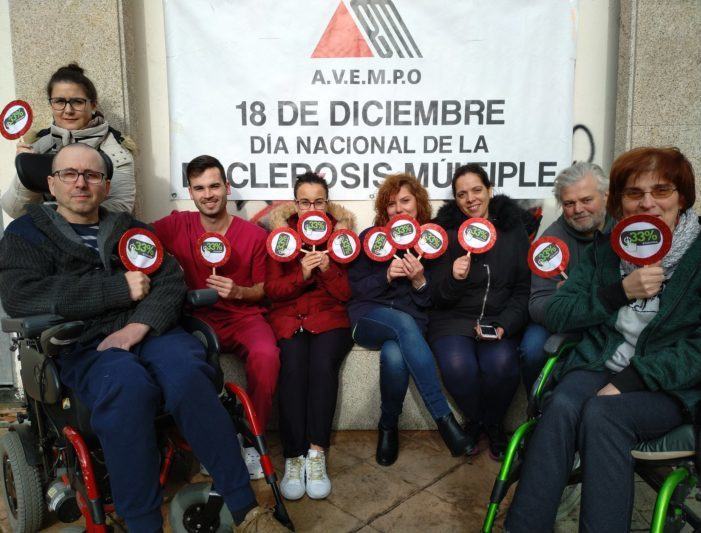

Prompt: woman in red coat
[265,172,355,502]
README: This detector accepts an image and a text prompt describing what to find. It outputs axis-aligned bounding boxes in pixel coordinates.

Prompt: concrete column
[7,0,139,209]
[615,0,701,188]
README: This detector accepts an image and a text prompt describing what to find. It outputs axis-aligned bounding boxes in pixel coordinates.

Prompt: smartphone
[477,324,499,339]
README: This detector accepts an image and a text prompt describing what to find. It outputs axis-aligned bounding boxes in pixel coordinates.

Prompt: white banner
[164,0,577,200]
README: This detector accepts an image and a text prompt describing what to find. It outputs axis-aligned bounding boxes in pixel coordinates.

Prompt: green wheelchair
[481,333,701,533]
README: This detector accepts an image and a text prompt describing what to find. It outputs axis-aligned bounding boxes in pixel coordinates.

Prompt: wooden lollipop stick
[212,267,216,276]
[393,253,402,260]
[560,270,568,280]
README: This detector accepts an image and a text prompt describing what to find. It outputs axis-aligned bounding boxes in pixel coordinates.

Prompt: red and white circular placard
[1,100,32,140]
[458,218,497,254]
[414,223,448,259]
[266,227,302,262]
[611,214,672,266]
[363,227,396,262]
[386,214,421,250]
[328,229,361,263]
[528,236,570,278]
[196,232,232,268]
[118,228,164,275]
[297,210,332,246]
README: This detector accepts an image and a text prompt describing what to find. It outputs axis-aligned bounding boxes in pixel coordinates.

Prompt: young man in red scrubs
[153,155,279,479]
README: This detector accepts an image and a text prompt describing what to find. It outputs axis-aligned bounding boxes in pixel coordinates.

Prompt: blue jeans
[518,323,551,393]
[58,327,255,532]
[431,335,520,427]
[506,369,685,532]
[352,307,451,428]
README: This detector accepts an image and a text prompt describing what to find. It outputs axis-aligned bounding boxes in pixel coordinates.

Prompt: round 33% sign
[363,227,397,262]
[118,228,164,275]
[196,232,232,274]
[414,223,448,260]
[297,210,332,250]
[266,227,302,262]
[458,217,497,255]
[386,214,421,252]
[1,100,33,141]
[528,236,570,279]
[327,229,361,263]
[611,214,672,266]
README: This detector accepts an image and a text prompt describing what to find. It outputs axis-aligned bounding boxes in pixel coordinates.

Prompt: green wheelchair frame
[481,333,701,533]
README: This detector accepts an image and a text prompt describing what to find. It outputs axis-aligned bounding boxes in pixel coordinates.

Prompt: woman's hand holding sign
[301,251,324,280]
[621,261,665,300]
[452,254,472,280]
[402,253,425,288]
[386,258,407,283]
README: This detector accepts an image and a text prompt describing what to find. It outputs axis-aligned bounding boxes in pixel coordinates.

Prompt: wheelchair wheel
[0,431,45,533]
[169,482,234,533]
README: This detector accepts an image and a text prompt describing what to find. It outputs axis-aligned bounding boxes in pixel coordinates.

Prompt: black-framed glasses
[53,168,106,185]
[622,185,677,201]
[295,199,328,210]
[49,98,92,111]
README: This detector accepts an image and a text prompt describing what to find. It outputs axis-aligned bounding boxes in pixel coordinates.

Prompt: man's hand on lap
[97,323,151,352]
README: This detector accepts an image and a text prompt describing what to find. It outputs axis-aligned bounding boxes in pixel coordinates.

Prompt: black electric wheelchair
[0,151,293,532]
[0,289,293,532]
[482,334,701,533]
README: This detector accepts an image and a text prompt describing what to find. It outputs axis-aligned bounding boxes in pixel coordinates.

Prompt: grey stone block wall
[615,0,701,192]
[220,348,528,431]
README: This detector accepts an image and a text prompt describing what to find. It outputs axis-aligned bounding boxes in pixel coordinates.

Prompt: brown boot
[234,506,290,532]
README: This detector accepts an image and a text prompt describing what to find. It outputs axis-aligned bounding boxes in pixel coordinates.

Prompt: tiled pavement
[0,405,685,532]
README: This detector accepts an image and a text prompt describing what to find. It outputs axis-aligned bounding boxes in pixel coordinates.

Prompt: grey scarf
[621,209,701,277]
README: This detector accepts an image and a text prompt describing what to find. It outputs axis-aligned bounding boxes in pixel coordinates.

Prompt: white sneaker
[305,449,331,499]
[280,455,306,500]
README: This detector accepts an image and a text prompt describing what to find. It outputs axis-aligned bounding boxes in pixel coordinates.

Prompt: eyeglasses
[53,168,107,185]
[295,199,328,210]
[49,98,92,111]
[622,185,677,201]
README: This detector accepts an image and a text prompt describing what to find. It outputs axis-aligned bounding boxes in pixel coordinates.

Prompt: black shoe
[485,424,508,462]
[376,424,399,466]
[464,420,483,455]
[436,413,475,456]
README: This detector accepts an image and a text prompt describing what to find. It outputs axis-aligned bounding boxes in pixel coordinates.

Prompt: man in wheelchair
[0,144,287,531]
[502,147,701,532]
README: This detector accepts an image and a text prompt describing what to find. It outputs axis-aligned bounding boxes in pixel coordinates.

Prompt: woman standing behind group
[1,63,135,217]
[265,172,355,501]
[348,173,473,466]
[429,164,531,460]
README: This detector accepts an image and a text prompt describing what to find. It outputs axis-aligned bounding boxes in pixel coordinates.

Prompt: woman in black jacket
[429,164,531,460]
[348,173,473,466]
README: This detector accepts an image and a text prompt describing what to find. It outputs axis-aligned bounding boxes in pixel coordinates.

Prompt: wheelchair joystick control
[47,478,81,523]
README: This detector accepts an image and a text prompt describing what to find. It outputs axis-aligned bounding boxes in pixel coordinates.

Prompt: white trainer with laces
[305,449,331,499]
[280,455,306,500]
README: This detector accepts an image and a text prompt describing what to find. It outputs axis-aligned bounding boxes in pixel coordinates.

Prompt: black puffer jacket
[427,195,531,343]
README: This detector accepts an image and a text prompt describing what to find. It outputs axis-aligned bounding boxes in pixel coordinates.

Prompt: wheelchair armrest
[526,332,582,419]
[40,321,86,357]
[1,314,67,338]
[181,316,223,391]
[186,289,219,308]
[543,332,582,358]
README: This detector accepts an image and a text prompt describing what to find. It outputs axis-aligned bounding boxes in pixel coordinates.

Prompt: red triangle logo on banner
[312,2,374,58]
